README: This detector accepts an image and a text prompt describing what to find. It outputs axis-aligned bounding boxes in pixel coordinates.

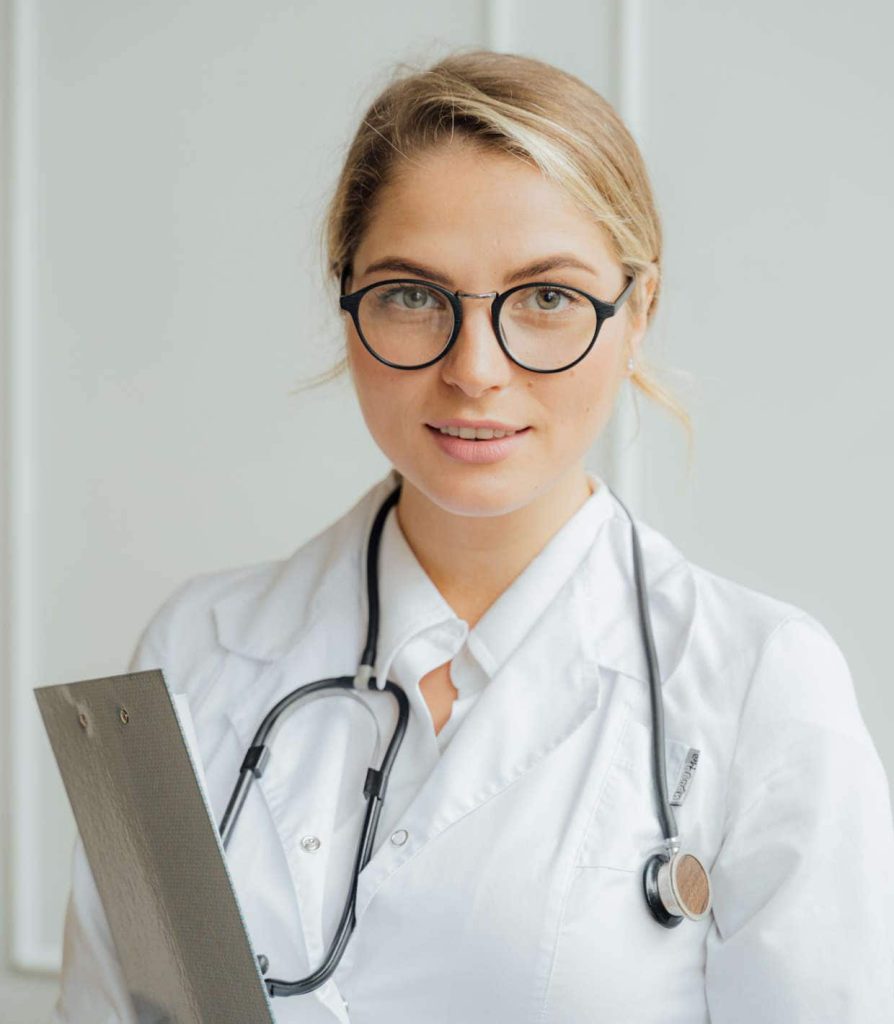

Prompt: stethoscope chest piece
[643,848,713,928]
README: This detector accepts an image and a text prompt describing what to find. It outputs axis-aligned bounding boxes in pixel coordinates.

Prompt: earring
[627,355,635,375]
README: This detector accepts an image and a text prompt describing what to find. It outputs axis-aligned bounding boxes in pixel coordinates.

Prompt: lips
[426,419,528,433]
[425,424,531,465]
[426,425,531,439]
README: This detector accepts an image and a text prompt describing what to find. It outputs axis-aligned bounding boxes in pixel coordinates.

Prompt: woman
[53,50,894,1023]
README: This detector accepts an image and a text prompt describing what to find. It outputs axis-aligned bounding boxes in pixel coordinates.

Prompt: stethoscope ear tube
[220,674,410,997]
[357,482,403,682]
[608,486,679,844]
[217,479,411,997]
[608,485,713,927]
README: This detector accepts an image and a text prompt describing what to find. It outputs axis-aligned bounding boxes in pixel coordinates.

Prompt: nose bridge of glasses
[452,290,499,345]
[450,289,501,359]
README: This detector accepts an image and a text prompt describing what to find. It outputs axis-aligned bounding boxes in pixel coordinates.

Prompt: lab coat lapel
[209,466,697,965]
[347,492,696,922]
[213,532,605,970]
[351,562,609,922]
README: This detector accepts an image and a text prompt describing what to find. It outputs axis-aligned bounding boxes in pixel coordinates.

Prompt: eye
[530,286,579,311]
[507,285,584,316]
[378,283,445,311]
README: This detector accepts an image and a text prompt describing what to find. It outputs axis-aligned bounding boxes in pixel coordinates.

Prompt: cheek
[574,329,626,410]
[344,323,363,383]
[353,362,394,430]
[538,358,619,426]
[346,331,423,439]
[347,328,385,408]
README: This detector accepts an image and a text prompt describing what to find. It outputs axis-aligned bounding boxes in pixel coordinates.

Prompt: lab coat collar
[211,467,696,689]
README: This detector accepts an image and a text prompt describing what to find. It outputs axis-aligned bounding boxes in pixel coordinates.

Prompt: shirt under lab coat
[50,466,894,1023]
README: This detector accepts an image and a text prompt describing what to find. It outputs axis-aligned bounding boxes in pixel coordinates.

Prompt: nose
[439,291,510,391]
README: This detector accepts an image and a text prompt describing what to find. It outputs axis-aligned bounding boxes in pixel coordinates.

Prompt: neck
[394,466,595,628]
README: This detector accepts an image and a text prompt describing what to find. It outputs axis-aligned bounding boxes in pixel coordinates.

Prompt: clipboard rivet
[78,712,88,730]
[119,707,130,724]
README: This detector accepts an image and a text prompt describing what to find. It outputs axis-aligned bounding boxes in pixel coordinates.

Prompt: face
[343,139,655,517]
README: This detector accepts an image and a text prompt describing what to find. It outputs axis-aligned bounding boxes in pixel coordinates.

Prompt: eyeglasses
[339,269,636,374]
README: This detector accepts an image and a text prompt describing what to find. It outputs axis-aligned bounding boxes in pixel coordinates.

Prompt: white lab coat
[51,466,894,1023]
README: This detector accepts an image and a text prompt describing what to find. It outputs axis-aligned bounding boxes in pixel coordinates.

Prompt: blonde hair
[300,48,692,452]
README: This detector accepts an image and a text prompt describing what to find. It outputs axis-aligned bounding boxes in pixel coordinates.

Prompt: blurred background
[1,0,891,1018]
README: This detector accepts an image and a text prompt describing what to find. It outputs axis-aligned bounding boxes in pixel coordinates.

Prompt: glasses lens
[499,285,598,371]
[357,282,453,367]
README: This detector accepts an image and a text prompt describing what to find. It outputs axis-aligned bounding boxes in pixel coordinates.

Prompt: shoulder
[127,469,400,693]
[688,555,821,665]
[625,508,864,735]
[126,558,281,691]
[630,521,887,838]
[673,550,872,759]
[633,501,842,676]
[687,556,851,700]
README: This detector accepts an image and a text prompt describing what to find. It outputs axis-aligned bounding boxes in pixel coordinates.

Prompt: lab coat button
[300,835,321,852]
[390,828,409,846]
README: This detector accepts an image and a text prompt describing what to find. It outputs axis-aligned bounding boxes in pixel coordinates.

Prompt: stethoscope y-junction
[218,478,713,999]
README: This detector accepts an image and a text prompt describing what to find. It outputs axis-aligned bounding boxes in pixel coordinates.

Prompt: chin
[404,464,536,517]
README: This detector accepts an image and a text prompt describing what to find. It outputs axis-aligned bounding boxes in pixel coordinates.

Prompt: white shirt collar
[374,470,616,697]
[212,466,695,693]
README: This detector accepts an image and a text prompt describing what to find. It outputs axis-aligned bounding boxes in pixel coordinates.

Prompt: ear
[340,265,352,296]
[627,265,658,361]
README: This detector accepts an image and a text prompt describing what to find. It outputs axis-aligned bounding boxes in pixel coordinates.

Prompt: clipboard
[35,668,275,1024]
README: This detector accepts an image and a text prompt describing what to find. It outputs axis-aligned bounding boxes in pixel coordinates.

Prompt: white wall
[640,0,894,760]
[1,1,891,1018]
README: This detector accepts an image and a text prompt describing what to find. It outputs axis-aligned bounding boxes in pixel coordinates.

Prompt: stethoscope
[218,477,713,1000]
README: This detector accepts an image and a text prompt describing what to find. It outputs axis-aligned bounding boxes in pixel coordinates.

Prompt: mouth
[424,423,533,465]
[425,424,531,441]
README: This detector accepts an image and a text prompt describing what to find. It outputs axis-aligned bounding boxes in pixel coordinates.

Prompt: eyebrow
[359,253,600,288]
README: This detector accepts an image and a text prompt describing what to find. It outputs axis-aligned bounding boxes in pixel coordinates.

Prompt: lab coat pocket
[575,714,697,870]
[543,714,711,1023]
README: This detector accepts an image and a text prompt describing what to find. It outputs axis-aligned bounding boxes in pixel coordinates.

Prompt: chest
[199,651,721,1024]
[418,659,458,735]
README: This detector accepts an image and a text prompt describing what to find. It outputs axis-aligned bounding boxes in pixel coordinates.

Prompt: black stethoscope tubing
[218,477,710,1000]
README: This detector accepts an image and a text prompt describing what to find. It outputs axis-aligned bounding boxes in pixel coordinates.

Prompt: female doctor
[52,49,894,1024]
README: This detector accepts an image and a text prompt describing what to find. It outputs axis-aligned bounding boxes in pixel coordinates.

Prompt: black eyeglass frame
[338,268,636,374]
